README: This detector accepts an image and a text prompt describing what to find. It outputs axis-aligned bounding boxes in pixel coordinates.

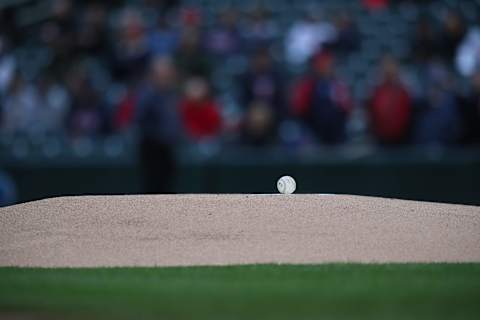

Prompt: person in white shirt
[285,11,337,66]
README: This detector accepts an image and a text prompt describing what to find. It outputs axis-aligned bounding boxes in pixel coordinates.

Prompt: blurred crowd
[1,0,480,150]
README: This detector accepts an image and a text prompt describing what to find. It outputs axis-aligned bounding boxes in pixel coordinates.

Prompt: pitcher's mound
[1,194,479,267]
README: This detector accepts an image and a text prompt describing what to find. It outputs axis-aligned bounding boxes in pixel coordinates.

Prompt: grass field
[1,264,480,319]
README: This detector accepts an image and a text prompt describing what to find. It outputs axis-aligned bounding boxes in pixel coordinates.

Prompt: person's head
[150,56,177,89]
[443,9,464,34]
[244,101,274,139]
[218,8,238,28]
[65,63,87,94]
[312,50,334,77]
[380,54,400,82]
[52,0,72,19]
[119,8,145,41]
[335,11,353,30]
[83,3,106,28]
[251,47,272,72]
[0,34,9,56]
[179,27,201,52]
[180,6,202,27]
[183,76,209,102]
[472,71,480,92]
[250,6,268,23]
[415,16,434,37]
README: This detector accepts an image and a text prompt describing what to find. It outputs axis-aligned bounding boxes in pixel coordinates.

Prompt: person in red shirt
[368,55,412,145]
[113,85,138,132]
[179,77,222,141]
[362,0,388,11]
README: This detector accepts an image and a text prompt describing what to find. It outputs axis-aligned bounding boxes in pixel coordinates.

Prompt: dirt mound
[1,194,479,267]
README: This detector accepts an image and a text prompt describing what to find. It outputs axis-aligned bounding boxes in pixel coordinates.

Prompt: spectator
[136,56,180,193]
[242,7,278,50]
[76,3,111,61]
[412,62,461,145]
[0,35,16,96]
[242,101,276,146]
[368,55,412,145]
[179,6,202,28]
[240,48,285,114]
[65,65,110,138]
[459,71,480,144]
[362,0,389,11]
[149,15,178,57]
[456,20,480,77]
[35,75,71,135]
[206,8,242,58]
[239,48,285,145]
[285,11,337,66]
[0,71,39,135]
[292,50,352,144]
[332,11,359,55]
[39,0,77,77]
[113,85,139,132]
[0,171,17,207]
[175,27,211,79]
[180,77,222,142]
[438,9,466,65]
[0,7,22,46]
[411,17,437,64]
[112,8,150,82]
[1,0,479,153]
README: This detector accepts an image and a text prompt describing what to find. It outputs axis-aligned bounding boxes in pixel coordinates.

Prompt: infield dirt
[1,194,479,267]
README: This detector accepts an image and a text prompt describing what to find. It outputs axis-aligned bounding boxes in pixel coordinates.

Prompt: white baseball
[277,176,296,194]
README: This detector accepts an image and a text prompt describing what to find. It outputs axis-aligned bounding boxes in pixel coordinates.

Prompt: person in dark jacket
[292,50,352,144]
[240,48,285,145]
[136,56,180,193]
[460,71,480,144]
[412,62,461,145]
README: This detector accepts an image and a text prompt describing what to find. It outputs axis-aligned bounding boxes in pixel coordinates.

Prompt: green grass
[1,264,480,320]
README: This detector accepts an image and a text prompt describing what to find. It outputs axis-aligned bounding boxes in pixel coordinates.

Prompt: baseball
[277,176,296,194]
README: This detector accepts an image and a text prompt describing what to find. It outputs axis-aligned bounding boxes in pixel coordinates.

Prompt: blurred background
[0,0,479,206]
